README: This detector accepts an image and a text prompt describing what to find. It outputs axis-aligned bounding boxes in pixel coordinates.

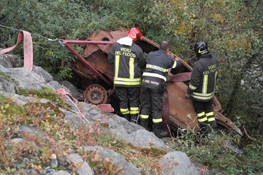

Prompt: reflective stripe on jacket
[107,37,146,87]
[187,53,219,102]
[142,49,181,83]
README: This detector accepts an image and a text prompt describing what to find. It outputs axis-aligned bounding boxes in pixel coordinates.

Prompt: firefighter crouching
[139,41,182,138]
[185,41,219,134]
[107,28,146,122]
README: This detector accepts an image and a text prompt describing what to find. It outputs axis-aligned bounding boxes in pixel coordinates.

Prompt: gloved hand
[185,93,190,99]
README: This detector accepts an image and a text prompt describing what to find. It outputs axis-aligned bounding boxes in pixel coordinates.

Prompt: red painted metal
[97,104,114,113]
[62,40,116,86]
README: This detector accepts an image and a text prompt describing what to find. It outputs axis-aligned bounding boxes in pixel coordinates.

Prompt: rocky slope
[0,53,202,175]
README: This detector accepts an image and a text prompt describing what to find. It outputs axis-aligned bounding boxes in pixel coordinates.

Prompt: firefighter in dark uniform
[139,41,182,138]
[185,41,219,134]
[108,28,146,122]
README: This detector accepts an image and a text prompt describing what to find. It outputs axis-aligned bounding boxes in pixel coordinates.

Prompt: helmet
[127,28,142,41]
[194,41,209,57]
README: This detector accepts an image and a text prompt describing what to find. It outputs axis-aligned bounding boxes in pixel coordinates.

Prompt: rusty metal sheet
[73,29,242,136]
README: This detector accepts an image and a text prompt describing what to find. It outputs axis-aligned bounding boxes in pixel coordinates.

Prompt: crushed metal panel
[74,29,242,136]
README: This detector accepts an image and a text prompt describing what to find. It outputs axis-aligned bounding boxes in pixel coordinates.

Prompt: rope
[0,24,64,46]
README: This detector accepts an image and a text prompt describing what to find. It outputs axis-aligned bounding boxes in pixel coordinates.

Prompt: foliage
[169,129,263,174]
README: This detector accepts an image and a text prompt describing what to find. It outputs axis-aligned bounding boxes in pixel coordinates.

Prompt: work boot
[209,121,218,133]
[152,122,169,138]
[199,122,211,135]
[139,118,148,130]
[123,114,130,121]
[130,114,138,123]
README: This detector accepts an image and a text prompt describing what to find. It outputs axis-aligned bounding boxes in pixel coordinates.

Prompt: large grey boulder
[1,67,48,90]
[159,151,200,175]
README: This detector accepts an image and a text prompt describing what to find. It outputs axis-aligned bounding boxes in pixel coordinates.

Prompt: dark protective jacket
[187,53,219,102]
[142,49,182,83]
[108,37,146,87]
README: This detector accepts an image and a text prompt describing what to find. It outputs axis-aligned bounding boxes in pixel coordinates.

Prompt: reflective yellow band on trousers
[208,117,216,122]
[120,108,129,114]
[197,112,207,122]
[206,112,214,117]
[140,114,149,119]
[197,112,205,117]
[152,118,162,123]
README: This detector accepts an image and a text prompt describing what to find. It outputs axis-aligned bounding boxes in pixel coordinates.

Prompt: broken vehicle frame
[62,30,243,136]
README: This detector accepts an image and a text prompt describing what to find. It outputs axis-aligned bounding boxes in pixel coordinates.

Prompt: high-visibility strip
[130,107,139,111]
[202,74,208,94]
[114,81,141,85]
[115,55,120,78]
[129,58,134,79]
[192,92,214,100]
[214,71,218,90]
[206,112,214,117]
[146,64,168,72]
[189,83,197,90]
[120,108,129,115]
[172,61,177,68]
[130,107,139,114]
[197,112,207,123]
[208,117,216,122]
[114,77,141,85]
[153,118,162,123]
[143,72,166,81]
[140,114,149,119]
[114,77,141,82]
[197,112,205,117]
[198,117,208,123]
[130,111,139,114]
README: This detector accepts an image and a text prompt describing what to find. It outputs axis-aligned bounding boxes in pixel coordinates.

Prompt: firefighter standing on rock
[185,41,219,134]
[108,28,146,123]
[139,41,182,138]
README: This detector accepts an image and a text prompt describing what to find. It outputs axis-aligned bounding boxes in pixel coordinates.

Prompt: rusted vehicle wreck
[64,28,243,136]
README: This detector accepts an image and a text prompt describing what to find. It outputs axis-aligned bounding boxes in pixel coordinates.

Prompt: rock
[1,67,48,90]
[17,125,47,141]
[159,151,200,175]
[0,91,50,105]
[32,66,53,83]
[84,146,141,175]
[0,75,19,93]
[60,80,83,98]
[0,54,23,68]
[66,153,94,175]
[52,170,71,175]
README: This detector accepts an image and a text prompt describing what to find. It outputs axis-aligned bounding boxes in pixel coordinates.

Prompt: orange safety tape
[0,31,33,70]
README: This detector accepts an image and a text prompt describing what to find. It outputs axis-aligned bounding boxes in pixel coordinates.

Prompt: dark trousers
[192,100,217,128]
[115,87,140,115]
[140,83,163,123]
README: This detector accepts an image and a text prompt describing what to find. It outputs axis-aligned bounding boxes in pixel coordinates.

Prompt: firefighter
[108,28,146,122]
[139,41,182,138]
[185,41,219,134]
